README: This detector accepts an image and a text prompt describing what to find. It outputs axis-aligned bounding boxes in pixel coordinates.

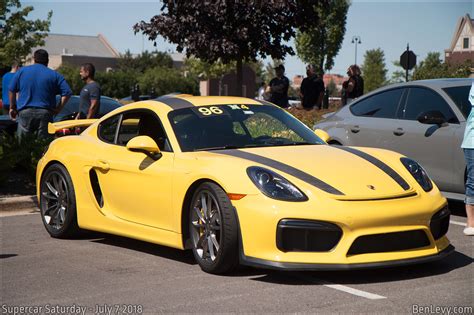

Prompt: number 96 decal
[193,106,227,117]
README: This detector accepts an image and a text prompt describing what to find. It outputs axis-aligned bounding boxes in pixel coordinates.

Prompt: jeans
[17,107,53,139]
[464,148,474,205]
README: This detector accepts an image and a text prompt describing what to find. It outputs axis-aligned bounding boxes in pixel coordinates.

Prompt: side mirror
[314,129,330,143]
[417,111,447,126]
[126,135,162,159]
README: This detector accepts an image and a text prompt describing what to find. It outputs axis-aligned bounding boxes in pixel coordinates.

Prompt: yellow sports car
[37,95,453,274]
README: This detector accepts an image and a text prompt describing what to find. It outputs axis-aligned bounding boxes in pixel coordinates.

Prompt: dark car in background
[0,95,122,135]
[314,78,472,201]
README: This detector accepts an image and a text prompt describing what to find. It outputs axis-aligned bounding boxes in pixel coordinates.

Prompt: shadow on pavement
[89,234,197,265]
[250,250,472,285]
[0,254,18,259]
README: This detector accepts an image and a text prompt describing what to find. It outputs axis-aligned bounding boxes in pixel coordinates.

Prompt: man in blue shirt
[2,61,20,114]
[9,49,72,138]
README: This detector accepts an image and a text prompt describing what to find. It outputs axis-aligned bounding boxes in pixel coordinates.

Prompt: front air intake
[276,219,342,252]
[347,230,430,256]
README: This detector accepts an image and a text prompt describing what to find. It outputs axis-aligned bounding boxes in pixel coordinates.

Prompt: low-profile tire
[39,163,80,238]
[189,182,239,274]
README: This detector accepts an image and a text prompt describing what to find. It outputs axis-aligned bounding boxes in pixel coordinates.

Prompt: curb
[0,195,38,212]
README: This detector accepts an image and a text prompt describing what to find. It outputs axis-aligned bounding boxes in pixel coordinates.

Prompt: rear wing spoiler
[48,119,98,134]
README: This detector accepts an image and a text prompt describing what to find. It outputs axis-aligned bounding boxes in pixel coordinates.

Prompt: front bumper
[240,244,454,271]
[232,188,452,268]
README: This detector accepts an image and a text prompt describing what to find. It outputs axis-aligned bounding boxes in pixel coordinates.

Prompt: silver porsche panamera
[314,78,473,201]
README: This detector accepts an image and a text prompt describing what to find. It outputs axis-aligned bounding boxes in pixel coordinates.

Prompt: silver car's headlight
[247,167,308,201]
[401,158,433,192]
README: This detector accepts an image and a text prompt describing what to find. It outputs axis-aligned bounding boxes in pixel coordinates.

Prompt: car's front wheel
[40,163,80,238]
[189,182,239,274]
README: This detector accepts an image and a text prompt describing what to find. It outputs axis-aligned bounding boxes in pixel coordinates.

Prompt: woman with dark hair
[342,64,364,105]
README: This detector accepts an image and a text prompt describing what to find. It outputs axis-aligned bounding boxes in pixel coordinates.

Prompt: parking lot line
[450,220,467,226]
[295,274,386,300]
[322,283,386,300]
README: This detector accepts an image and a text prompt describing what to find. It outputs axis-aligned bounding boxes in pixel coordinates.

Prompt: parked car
[0,95,122,135]
[38,95,452,274]
[314,78,473,201]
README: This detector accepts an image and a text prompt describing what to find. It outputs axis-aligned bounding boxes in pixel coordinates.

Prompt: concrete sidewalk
[0,195,39,217]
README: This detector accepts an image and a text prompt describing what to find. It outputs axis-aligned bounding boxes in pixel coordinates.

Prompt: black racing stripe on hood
[336,147,410,190]
[156,96,194,110]
[214,149,344,195]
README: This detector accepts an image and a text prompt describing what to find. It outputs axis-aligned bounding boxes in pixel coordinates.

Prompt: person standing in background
[300,64,325,110]
[8,49,72,139]
[2,61,20,115]
[76,63,101,119]
[462,82,474,236]
[269,65,289,108]
[342,64,364,105]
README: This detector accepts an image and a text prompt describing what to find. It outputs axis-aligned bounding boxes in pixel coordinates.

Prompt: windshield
[443,85,472,118]
[168,104,325,152]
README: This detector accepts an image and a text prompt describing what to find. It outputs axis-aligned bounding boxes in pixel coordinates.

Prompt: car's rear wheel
[189,182,239,274]
[40,163,79,238]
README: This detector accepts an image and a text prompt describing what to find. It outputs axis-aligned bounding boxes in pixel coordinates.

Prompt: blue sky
[24,0,473,80]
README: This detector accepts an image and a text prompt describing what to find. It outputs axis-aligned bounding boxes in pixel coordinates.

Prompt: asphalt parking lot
[1,201,472,314]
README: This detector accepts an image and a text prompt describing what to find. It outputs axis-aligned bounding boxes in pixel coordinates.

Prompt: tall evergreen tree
[295,0,350,74]
[361,48,387,93]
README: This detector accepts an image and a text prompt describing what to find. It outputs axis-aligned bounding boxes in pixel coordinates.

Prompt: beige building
[445,14,474,71]
[27,33,120,71]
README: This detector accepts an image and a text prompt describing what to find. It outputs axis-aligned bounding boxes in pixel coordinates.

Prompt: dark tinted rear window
[350,88,404,118]
[443,86,472,118]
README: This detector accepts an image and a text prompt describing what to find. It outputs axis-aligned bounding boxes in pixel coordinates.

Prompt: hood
[204,145,415,200]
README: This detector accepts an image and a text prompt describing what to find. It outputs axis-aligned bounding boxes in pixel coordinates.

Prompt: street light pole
[351,35,362,65]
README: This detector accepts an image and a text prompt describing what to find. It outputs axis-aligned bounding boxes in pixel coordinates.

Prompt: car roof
[382,78,473,90]
[151,94,265,110]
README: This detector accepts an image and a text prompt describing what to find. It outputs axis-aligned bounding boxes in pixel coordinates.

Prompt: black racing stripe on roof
[336,147,410,191]
[257,99,276,106]
[155,96,194,110]
[214,149,344,195]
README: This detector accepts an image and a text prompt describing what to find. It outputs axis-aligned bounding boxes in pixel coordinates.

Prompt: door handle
[393,128,405,136]
[350,125,360,133]
[95,160,110,172]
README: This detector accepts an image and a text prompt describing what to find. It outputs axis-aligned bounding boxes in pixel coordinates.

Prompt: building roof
[36,33,119,58]
[446,14,474,52]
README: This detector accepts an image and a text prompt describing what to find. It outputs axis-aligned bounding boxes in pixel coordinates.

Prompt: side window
[117,111,171,151]
[98,115,120,143]
[403,87,458,123]
[350,89,404,119]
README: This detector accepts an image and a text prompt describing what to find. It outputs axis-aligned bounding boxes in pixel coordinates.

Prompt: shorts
[464,148,474,205]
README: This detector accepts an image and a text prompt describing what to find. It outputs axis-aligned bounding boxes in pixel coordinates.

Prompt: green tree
[118,50,173,73]
[56,64,83,94]
[412,52,445,80]
[134,1,322,96]
[295,0,350,74]
[138,67,199,96]
[389,60,413,83]
[0,0,52,67]
[361,48,388,93]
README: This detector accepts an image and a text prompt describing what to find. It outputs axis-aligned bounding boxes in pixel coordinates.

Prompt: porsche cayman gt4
[37,95,453,274]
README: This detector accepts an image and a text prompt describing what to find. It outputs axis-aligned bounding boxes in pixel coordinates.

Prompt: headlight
[247,166,308,201]
[400,158,433,192]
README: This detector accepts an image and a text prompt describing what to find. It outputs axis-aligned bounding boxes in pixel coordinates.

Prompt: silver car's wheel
[189,182,239,274]
[40,164,79,238]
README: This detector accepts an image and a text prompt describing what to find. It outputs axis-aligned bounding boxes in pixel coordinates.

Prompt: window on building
[463,37,469,49]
